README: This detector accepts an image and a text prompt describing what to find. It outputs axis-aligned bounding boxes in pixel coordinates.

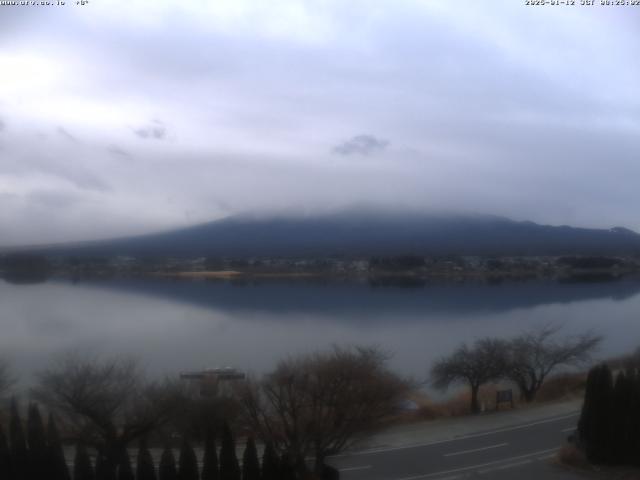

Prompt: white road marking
[561,427,576,433]
[390,447,560,480]
[331,412,578,458]
[478,459,532,474]
[537,453,557,461]
[339,465,372,472]
[443,442,508,457]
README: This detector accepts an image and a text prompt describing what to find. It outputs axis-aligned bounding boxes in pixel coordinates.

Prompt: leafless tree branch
[237,346,409,476]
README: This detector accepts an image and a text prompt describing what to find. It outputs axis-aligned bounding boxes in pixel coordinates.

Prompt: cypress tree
[631,368,640,467]
[158,447,178,480]
[578,366,600,459]
[595,365,614,464]
[241,437,260,480]
[260,443,279,480]
[95,448,117,480]
[578,366,597,446]
[117,449,135,480]
[95,452,105,480]
[578,364,614,464]
[218,424,240,480]
[611,371,634,464]
[321,463,340,480]
[0,423,12,480]
[201,430,218,480]
[136,438,157,480]
[27,403,48,479]
[47,413,71,480]
[9,399,28,480]
[278,452,296,480]
[625,370,638,465]
[73,444,95,480]
[178,438,199,480]
[610,372,624,464]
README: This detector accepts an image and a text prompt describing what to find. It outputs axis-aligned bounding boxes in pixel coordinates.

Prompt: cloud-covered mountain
[29,210,640,258]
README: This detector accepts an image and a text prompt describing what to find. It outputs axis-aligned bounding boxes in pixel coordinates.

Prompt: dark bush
[136,439,156,480]
[74,444,96,480]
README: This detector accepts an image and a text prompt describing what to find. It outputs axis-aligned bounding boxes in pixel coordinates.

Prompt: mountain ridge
[16,210,640,258]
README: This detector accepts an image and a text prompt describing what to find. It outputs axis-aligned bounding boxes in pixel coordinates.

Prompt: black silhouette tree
[278,452,295,480]
[117,449,135,480]
[47,413,71,480]
[0,360,14,399]
[178,439,199,480]
[73,444,96,480]
[95,448,117,480]
[432,339,508,414]
[34,354,184,476]
[240,346,408,475]
[158,447,178,480]
[10,399,28,480]
[260,443,279,480]
[0,424,11,480]
[632,368,640,466]
[27,403,49,479]
[506,326,601,402]
[201,430,219,480]
[241,437,260,480]
[578,364,614,463]
[136,438,157,480]
[219,424,240,480]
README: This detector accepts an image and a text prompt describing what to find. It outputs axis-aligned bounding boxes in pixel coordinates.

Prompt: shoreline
[3,267,639,285]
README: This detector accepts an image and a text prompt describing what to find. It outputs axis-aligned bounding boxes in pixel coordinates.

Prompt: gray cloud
[333,134,389,156]
[0,150,111,194]
[57,127,78,143]
[27,190,83,209]
[106,144,131,158]
[133,121,167,140]
[0,118,5,133]
[0,1,639,245]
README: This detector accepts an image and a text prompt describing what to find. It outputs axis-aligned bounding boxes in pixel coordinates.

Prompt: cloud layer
[0,1,639,245]
[333,134,389,156]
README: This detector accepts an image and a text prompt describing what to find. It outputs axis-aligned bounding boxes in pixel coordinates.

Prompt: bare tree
[0,359,14,400]
[238,346,409,476]
[619,346,640,371]
[32,352,185,474]
[506,325,602,402]
[431,338,508,414]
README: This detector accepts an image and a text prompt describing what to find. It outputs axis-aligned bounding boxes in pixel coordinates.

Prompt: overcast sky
[1,0,639,246]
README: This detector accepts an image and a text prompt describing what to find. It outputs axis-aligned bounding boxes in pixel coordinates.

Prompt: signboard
[496,389,514,410]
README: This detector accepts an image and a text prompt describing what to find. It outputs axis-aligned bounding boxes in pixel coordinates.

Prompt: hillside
[25,210,640,258]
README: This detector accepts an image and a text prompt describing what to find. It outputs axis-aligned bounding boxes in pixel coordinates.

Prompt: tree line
[0,346,408,479]
[577,363,640,466]
[0,331,603,477]
[430,325,601,413]
[0,399,331,480]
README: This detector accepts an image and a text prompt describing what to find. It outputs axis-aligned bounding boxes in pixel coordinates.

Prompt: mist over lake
[2,276,639,388]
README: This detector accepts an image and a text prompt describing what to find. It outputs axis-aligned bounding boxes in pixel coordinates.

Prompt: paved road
[328,412,585,480]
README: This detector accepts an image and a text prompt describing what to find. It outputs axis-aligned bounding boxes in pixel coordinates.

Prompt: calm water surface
[1,276,639,386]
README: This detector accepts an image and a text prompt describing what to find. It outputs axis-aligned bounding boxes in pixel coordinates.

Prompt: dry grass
[557,444,591,470]
[408,384,509,420]
[556,446,640,480]
[401,373,588,423]
[536,372,587,403]
[615,473,640,480]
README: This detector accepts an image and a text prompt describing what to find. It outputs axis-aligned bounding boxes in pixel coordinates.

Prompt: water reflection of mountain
[59,275,640,321]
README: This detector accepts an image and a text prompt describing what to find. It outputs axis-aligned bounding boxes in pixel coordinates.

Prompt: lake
[1,275,639,389]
